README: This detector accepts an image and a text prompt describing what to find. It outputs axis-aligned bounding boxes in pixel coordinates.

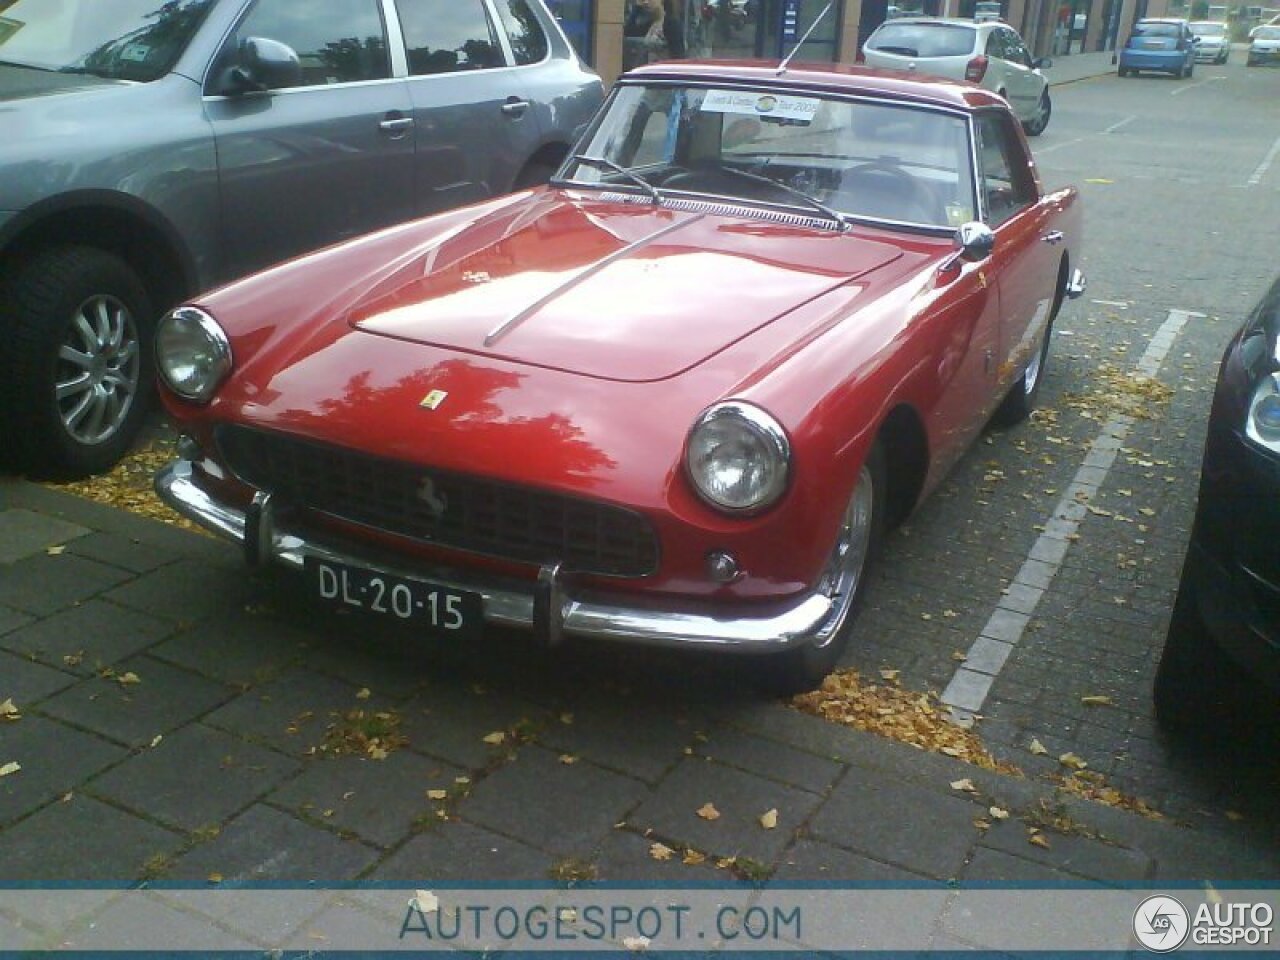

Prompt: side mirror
[1033,56,1052,69]
[955,221,995,262]
[220,36,301,95]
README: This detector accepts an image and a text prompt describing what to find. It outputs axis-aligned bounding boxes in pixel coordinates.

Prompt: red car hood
[349,194,904,383]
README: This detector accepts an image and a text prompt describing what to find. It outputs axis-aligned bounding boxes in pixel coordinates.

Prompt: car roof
[872,16,987,28]
[1189,20,1225,25]
[1136,17,1187,24]
[625,60,1006,112]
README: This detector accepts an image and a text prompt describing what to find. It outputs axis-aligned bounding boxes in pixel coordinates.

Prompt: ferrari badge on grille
[419,389,448,410]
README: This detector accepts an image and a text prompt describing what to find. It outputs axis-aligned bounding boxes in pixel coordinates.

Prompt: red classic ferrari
[155,60,1084,692]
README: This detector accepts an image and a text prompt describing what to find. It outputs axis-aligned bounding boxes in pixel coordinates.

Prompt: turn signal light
[965,55,989,82]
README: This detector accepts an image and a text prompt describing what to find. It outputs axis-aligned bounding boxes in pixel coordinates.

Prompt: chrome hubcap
[55,294,140,445]
[812,463,875,650]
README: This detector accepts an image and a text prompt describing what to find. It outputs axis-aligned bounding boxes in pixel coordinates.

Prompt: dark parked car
[0,0,603,477]
[1156,277,1280,733]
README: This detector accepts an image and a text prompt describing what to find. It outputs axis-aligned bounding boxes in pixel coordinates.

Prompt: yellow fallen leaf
[1224,810,1244,822]
[759,808,778,830]
[989,806,1010,820]
[940,746,962,757]
[950,778,976,793]
[1028,831,1051,849]
[149,735,163,748]
[46,545,66,556]
[355,687,371,700]
[559,754,579,765]
[696,802,721,821]
[920,613,933,621]
[367,746,389,760]
[1080,695,1112,707]
[0,698,19,720]
[879,669,900,683]
[412,890,439,914]
[1058,752,1088,770]
[426,789,448,800]
[951,651,968,662]
[341,791,355,801]
[0,762,21,778]
[973,818,991,831]
[1029,738,1048,756]
[649,842,674,862]
[559,712,574,725]
[117,672,141,686]
[622,935,650,952]
[207,872,223,884]
[682,848,707,865]
[454,776,470,785]
[482,731,506,745]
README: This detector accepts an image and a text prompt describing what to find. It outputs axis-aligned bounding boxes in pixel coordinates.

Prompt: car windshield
[1132,22,1181,37]
[1191,22,1225,35]
[0,0,215,81]
[1255,26,1280,39]
[865,22,976,56]
[562,83,977,230]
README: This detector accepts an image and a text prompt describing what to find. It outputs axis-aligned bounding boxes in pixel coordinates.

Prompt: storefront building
[556,0,1182,84]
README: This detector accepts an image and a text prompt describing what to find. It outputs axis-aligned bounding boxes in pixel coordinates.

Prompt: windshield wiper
[570,155,662,205]
[714,166,851,231]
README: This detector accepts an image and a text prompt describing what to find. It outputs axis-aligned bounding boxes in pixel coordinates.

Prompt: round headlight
[685,401,790,513]
[1247,372,1280,452]
[156,307,232,403]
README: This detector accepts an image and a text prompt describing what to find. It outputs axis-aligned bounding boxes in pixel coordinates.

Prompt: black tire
[0,246,154,478]
[1118,66,1131,77]
[1154,575,1251,738]
[755,442,887,696]
[993,260,1066,426]
[513,159,560,191]
[1022,90,1052,137]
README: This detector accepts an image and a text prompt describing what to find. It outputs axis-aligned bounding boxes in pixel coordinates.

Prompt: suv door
[204,0,416,281]
[393,0,543,214]
[991,27,1039,117]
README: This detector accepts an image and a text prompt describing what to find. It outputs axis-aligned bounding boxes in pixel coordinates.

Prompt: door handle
[379,116,414,135]
[1041,230,1064,245]
[501,97,530,118]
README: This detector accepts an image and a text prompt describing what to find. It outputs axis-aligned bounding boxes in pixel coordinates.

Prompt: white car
[1248,24,1280,65]
[862,17,1052,136]
[1189,20,1230,63]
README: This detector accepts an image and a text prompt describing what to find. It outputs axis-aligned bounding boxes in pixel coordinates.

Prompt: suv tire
[0,246,154,478]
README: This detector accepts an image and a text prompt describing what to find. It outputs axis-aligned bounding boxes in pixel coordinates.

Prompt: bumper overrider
[155,460,834,653]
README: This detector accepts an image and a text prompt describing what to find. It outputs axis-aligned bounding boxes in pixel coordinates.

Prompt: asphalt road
[843,57,1280,835]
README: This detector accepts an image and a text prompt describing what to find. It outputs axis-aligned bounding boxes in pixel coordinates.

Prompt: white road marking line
[1102,116,1136,134]
[1091,299,1129,308]
[1248,132,1280,187]
[1034,136,1089,155]
[1171,76,1226,95]
[941,308,1201,725]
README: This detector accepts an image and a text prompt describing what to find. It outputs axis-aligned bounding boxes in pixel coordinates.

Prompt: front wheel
[756,443,886,696]
[1118,66,1131,77]
[1022,90,1052,136]
[0,246,154,478]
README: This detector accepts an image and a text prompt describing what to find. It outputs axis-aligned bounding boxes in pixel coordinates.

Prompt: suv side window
[219,0,391,87]
[493,0,550,64]
[984,29,1007,59]
[975,111,1035,225]
[396,0,505,74]
[1003,29,1032,66]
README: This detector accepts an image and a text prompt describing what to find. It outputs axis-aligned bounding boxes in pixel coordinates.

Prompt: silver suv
[0,0,603,477]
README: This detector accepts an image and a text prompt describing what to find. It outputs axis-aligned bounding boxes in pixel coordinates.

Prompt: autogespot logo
[1134,895,1191,952]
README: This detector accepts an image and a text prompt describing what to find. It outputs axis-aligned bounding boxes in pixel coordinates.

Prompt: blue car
[1118,18,1198,77]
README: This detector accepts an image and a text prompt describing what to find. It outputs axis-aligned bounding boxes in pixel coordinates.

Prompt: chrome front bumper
[155,460,833,653]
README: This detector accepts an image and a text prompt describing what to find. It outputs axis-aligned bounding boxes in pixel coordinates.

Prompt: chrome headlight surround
[155,306,232,404]
[685,401,791,514]
[1245,371,1280,454]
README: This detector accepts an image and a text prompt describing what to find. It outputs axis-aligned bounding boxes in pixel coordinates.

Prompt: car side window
[975,111,1035,226]
[492,0,550,64]
[218,0,391,87]
[395,0,505,74]
[1004,30,1032,66]
[984,29,1006,59]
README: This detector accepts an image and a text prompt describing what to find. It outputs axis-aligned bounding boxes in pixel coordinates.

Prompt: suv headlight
[685,401,790,513]
[1246,371,1280,453]
[156,307,232,403]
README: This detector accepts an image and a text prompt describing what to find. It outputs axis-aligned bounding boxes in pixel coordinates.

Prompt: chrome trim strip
[156,460,832,652]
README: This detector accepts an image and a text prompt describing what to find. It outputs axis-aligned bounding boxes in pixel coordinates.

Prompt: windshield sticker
[120,43,151,62]
[701,90,818,123]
